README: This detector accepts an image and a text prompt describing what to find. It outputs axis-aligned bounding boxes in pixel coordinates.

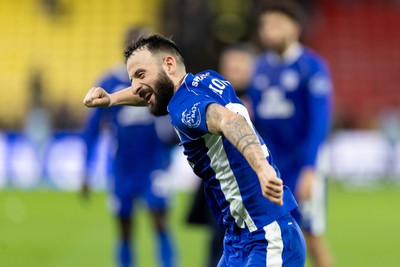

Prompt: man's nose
[131,82,142,95]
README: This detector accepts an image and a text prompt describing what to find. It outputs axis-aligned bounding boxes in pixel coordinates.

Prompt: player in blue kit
[248,1,334,266]
[83,34,306,266]
[82,28,176,267]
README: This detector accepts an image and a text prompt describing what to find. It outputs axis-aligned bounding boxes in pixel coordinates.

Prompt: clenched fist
[83,87,111,108]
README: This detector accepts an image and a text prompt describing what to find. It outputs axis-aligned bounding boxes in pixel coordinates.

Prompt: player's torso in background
[169,71,297,234]
[96,65,171,175]
[248,47,330,177]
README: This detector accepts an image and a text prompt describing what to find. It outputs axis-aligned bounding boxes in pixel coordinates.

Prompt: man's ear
[164,56,176,74]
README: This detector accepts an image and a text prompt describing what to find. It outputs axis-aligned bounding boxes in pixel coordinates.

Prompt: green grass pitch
[0,182,399,267]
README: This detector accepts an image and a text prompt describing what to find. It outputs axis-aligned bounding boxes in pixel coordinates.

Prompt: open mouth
[139,88,153,103]
[144,92,152,103]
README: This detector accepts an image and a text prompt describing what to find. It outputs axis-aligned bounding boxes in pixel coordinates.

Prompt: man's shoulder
[178,71,225,98]
[300,47,329,68]
[187,70,226,87]
[169,71,228,135]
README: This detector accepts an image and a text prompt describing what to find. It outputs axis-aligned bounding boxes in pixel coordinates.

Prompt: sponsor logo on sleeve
[309,73,332,96]
[192,73,209,87]
[181,102,201,128]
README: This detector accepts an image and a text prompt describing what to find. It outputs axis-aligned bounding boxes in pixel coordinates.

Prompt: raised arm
[83,86,146,108]
[206,103,283,205]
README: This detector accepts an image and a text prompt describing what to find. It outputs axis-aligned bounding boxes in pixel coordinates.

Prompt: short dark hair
[124,34,185,65]
[258,0,305,25]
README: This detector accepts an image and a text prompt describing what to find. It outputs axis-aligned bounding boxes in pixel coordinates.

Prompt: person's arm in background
[81,77,119,200]
[80,83,153,200]
[297,59,333,201]
[83,86,146,108]
[205,103,283,205]
[81,107,104,201]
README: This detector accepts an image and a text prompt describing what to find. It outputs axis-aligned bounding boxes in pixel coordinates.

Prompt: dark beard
[148,69,175,116]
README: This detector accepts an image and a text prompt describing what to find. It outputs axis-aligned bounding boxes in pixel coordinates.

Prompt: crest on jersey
[253,74,270,91]
[281,70,299,91]
[181,102,201,128]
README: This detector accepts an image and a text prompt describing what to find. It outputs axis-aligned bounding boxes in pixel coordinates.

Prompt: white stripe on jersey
[225,102,269,158]
[205,134,257,232]
[264,221,284,267]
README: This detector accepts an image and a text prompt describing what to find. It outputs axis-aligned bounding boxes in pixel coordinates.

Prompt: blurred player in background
[248,1,334,266]
[83,34,306,267]
[81,27,176,267]
[24,70,52,182]
[186,43,257,267]
[219,43,257,118]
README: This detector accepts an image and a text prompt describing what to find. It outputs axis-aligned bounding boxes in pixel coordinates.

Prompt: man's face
[126,49,175,116]
[258,11,299,52]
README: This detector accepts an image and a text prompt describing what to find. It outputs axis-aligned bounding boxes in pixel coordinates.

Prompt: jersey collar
[266,42,303,66]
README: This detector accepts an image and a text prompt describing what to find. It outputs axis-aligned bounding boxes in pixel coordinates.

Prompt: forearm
[206,103,269,174]
[109,86,146,106]
[221,115,270,173]
[206,103,283,204]
[84,86,145,108]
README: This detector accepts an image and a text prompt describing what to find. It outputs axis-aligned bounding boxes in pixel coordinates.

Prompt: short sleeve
[169,71,232,141]
[172,95,216,140]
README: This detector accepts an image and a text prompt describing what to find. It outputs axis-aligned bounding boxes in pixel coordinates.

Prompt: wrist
[256,161,274,177]
[108,93,117,107]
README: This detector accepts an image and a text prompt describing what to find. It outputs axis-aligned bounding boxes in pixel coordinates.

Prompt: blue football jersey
[83,64,171,179]
[248,44,333,191]
[168,70,297,234]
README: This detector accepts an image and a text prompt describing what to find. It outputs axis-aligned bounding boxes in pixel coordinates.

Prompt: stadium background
[0,0,399,266]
